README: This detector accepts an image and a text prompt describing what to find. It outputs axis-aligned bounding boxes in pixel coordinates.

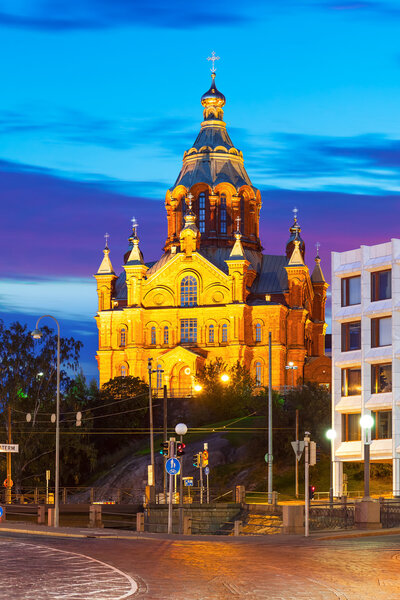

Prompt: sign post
[46,470,51,504]
[166,438,176,534]
[304,432,310,537]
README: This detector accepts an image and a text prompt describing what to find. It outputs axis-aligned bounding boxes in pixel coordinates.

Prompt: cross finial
[293,207,298,221]
[187,192,194,211]
[315,241,320,257]
[104,232,109,249]
[131,216,138,238]
[207,51,220,73]
[235,215,241,233]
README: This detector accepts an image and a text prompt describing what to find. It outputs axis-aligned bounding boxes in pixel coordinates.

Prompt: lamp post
[285,361,298,389]
[147,358,164,491]
[360,414,374,499]
[326,428,337,504]
[175,422,187,534]
[31,315,60,528]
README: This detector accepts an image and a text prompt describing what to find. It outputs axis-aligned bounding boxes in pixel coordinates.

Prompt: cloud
[0,1,249,31]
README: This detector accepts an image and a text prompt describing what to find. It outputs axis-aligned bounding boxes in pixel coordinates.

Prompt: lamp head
[360,414,374,430]
[31,328,43,340]
[326,428,337,440]
[220,373,230,383]
[175,423,188,436]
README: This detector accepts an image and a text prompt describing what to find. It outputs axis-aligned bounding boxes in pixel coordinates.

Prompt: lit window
[164,326,169,345]
[220,194,227,234]
[222,323,228,343]
[372,410,392,440]
[157,364,163,389]
[181,276,197,307]
[181,319,197,343]
[208,324,214,343]
[255,323,262,342]
[199,192,206,233]
[341,367,361,396]
[341,413,361,441]
[341,321,361,352]
[371,270,391,302]
[371,317,391,348]
[120,328,126,347]
[371,363,392,394]
[151,326,156,345]
[120,365,127,377]
[341,276,361,307]
[255,362,262,386]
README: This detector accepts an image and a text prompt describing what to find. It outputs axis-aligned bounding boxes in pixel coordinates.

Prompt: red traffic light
[177,442,186,456]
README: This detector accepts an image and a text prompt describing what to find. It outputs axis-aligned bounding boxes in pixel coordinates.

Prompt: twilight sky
[1,0,399,380]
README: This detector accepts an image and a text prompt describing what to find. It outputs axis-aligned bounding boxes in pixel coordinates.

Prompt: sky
[1,0,399,381]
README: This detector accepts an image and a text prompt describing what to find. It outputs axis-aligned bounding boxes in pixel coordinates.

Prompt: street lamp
[326,428,337,504]
[220,373,229,383]
[285,361,298,389]
[31,315,60,528]
[194,383,203,393]
[360,414,374,499]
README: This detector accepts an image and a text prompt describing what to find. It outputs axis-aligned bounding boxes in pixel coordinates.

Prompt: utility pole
[6,404,12,504]
[163,385,168,499]
[295,409,299,499]
[268,331,273,503]
[304,431,310,537]
[147,359,155,490]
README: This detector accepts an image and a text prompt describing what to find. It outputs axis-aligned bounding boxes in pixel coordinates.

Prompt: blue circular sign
[165,458,181,475]
[204,466,210,476]
[0,506,3,518]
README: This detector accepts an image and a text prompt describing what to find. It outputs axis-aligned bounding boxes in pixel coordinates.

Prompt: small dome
[286,216,305,260]
[201,73,226,109]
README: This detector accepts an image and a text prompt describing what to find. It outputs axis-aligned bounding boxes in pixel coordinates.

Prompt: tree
[0,320,92,490]
[283,382,331,449]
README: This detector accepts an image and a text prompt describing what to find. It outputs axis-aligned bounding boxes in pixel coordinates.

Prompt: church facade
[94,70,330,394]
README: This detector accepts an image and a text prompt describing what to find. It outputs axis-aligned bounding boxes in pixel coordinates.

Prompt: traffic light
[316,445,321,463]
[192,453,200,468]
[309,485,315,500]
[202,450,209,467]
[160,442,169,457]
[177,442,186,456]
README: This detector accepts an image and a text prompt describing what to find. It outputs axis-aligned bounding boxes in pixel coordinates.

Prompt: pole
[207,473,209,504]
[268,331,273,504]
[179,434,184,534]
[200,461,203,505]
[163,384,167,499]
[6,404,11,504]
[55,326,60,528]
[329,439,334,506]
[364,441,370,499]
[304,432,310,537]
[148,359,155,489]
[167,437,175,534]
[295,409,299,499]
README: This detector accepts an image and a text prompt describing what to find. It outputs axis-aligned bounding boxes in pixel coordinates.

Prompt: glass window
[342,413,361,441]
[371,270,391,302]
[163,326,169,345]
[119,328,126,347]
[341,367,361,396]
[220,194,227,234]
[157,364,163,389]
[255,362,262,386]
[181,197,187,227]
[120,365,127,377]
[255,323,262,342]
[371,363,392,394]
[341,321,361,352]
[240,195,245,233]
[371,317,391,348]
[341,276,361,307]
[181,275,197,307]
[181,319,197,343]
[151,326,156,345]
[208,324,214,343]
[222,323,228,343]
[372,410,392,440]
[199,192,206,233]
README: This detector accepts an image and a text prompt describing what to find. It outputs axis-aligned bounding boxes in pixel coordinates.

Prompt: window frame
[371,410,392,440]
[341,413,361,441]
[163,326,169,345]
[371,362,392,394]
[199,192,206,233]
[371,269,391,302]
[255,323,262,343]
[180,275,198,307]
[341,275,361,307]
[150,326,156,346]
[371,316,391,348]
[208,324,215,344]
[221,323,228,343]
[119,327,126,347]
[341,321,361,352]
[220,194,227,234]
[180,318,197,343]
[255,362,262,386]
[341,367,361,396]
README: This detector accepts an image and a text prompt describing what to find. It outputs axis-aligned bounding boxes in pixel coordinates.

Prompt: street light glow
[360,414,374,430]
[194,383,203,392]
[31,328,43,339]
[326,428,337,440]
[220,373,229,382]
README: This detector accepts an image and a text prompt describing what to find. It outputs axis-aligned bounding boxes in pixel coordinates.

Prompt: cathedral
[94,66,330,394]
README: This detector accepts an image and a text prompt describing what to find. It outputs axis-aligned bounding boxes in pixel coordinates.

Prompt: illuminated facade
[94,71,330,394]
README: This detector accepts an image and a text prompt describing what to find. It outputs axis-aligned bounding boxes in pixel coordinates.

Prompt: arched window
[240,195,245,234]
[255,362,262,386]
[208,324,215,343]
[120,364,127,377]
[100,290,105,311]
[222,323,228,343]
[181,197,187,227]
[163,326,169,345]
[199,192,206,233]
[151,326,156,345]
[255,323,262,342]
[220,194,227,234]
[157,364,163,389]
[181,275,197,307]
[119,328,126,347]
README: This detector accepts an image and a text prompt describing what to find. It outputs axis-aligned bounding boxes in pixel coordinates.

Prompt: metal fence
[309,501,355,531]
[380,499,400,528]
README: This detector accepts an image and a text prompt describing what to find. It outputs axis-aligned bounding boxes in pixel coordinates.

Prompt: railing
[0,487,146,505]
[309,500,355,531]
[380,498,400,528]
[151,387,195,399]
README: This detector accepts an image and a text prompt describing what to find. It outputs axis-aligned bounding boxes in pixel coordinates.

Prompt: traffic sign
[183,477,193,487]
[165,457,180,475]
[291,441,305,461]
[0,444,19,453]
[204,466,210,476]
[0,506,3,518]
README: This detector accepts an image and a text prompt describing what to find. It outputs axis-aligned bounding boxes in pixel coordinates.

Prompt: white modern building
[331,239,400,497]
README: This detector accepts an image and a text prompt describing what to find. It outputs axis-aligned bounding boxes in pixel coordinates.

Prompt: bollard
[48,507,55,526]
[234,520,242,536]
[89,504,103,528]
[136,512,144,532]
[183,516,192,535]
[37,505,46,525]
[90,488,94,503]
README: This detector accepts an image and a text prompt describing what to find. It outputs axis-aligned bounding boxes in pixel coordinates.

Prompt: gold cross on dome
[187,192,194,211]
[293,207,298,220]
[316,241,320,256]
[207,51,220,73]
[104,232,109,248]
[235,215,241,233]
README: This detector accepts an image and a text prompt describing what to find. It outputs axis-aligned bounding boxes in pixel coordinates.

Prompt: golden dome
[201,73,226,109]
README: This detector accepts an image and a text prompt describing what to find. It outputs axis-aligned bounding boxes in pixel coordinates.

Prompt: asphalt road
[1,532,400,599]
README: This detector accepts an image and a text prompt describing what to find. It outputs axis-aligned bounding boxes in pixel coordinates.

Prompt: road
[1,532,400,599]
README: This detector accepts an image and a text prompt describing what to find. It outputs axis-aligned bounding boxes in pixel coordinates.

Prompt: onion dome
[286,208,305,260]
[201,73,226,110]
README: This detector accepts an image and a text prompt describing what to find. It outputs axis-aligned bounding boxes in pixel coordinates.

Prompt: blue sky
[1,0,399,381]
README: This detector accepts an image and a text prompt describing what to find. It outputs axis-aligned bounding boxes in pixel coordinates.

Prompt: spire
[287,239,305,266]
[97,233,115,274]
[126,217,144,265]
[311,242,326,283]
[286,207,305,260]
[228,216,246,260]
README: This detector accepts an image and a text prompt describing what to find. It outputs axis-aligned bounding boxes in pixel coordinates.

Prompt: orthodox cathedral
[94,64,330,394]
